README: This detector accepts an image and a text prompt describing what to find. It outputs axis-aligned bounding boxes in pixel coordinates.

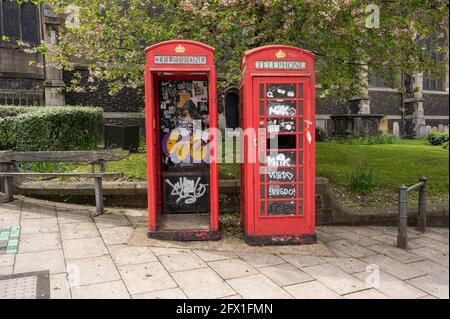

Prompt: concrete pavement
[0,197,448,299]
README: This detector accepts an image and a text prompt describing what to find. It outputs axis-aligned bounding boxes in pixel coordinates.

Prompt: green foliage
[443,141,449,150]
[19,162,78,173]
[0,106,104,151]
[428,132,449,146]
[331,134,402,145]
[32,0,447,100]
[345,166,376,195]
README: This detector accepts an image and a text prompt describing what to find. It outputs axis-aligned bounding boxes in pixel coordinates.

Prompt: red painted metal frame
[144,40,219,239]
[239,45,316,244]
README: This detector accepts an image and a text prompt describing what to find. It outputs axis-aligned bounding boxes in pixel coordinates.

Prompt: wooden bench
[0,150,129,216]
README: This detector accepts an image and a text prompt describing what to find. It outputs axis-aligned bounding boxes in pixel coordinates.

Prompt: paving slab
[50,273,71,299]
[369,234,398,246]
[316,231,341,243]
[19,232,61,253]
[316,226,351,234]
[0,253,15,267]
[407,275,449,299]
[408,247,449,267]
[208,258,258,280]
[408,260,449,284]
[0,213,20,227]
[227,274,292,299]
[235,252,285,268]
[62,237,108,259]
[283,280,342,299]
[0,266,13,276]
[366,244,426,264]
[57,211,93,225]
[334,232,382,247]
[322,257,368,274]
[66,255,121,287]
[420,231,449,244]
[258,263,313,286]
[428,227,449,236]
[301,263,366,295]
[172,268,236,299]
[59,222,99,240]
[158,251,207,273]
[279,254,325,269]
[108,244,157,266]
[132,288,187,299]
[14,249,66,274]
[194,250,237,262]
[221,294,243,299]
[118,262,177,295]
[354,271,428,299]
[71,280,130,299]
[20,218,59,234]
[408,237,449,253]
[361,255,426,280]
[94,214,131,228]
[326,240,377,258]
[344,289,388,299]
[150,247,192,257]
[21,205,56,219]
[98,226,133,245]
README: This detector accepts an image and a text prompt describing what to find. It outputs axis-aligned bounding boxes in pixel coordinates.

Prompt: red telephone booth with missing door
[239,45,316,245]
[144,40,220,241]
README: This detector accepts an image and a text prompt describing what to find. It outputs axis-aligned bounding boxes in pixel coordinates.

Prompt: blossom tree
[30,0,448,99]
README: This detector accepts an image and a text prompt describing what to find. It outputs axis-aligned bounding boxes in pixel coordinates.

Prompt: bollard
[417,176,427,232]
[397,185,409,249]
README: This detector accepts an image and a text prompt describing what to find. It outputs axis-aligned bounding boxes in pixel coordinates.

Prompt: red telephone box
[144,40,220,241]
[240,45,316,245]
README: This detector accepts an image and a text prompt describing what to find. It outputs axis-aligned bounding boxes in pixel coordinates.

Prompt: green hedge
[0,106,104,151]
[428,132,449,146]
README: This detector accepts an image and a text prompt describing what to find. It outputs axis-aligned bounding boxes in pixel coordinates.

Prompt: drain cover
[0,271,50,299]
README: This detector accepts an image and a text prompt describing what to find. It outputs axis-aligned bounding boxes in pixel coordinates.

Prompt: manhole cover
[0,271,50,299]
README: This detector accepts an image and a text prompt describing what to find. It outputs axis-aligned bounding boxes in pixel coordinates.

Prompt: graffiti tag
[165,177,208,205]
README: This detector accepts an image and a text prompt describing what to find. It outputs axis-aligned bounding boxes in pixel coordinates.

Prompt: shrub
[428,132,449,146]
[331,134,402,145]
[0,106,104,151]
[346,166,376,195]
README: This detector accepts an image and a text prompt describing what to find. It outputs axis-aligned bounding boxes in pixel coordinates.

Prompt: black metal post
[397,184,409,249]
[417,176,427,232]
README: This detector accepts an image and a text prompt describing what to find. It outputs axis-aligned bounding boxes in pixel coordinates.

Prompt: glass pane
[298,84,304,98]
[267,151,296,167]
[260,84,265,99]
[267,118,296,133]
[267,84,296,99]
[267,101,297,116]
[260,185,266,199]
[21,3,39,44]
[267,201,296,216]
[268,185,297,199]
[266,168,296,183]
[3,0,21,39]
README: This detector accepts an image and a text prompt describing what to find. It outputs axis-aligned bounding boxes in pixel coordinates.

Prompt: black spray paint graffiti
[267,202,296,215]
[165,177,208,205]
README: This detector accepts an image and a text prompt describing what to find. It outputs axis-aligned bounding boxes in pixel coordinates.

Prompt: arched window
[0,0,40,45]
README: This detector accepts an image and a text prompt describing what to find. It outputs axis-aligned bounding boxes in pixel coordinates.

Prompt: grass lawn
[69,139,448,207]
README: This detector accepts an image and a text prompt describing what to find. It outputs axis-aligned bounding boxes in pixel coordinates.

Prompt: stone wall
[63,69,144,112]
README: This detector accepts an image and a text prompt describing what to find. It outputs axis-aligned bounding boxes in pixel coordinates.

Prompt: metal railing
[397,176,427,249]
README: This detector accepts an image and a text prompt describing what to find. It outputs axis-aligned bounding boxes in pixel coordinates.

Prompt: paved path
[1,198,448,299]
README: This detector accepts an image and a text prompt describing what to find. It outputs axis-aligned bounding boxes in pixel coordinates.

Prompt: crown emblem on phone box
[275,50,286,59]
[175,45,186,53]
